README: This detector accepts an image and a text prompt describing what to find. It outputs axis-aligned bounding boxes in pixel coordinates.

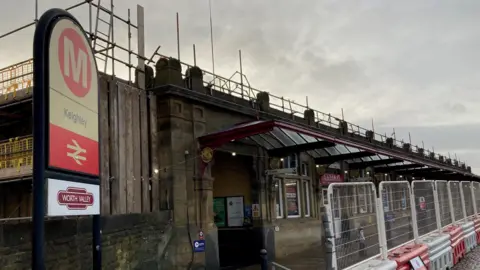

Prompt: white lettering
[63,36,88,88]
[62,194,78,202]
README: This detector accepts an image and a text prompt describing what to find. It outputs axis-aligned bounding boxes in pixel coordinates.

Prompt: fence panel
[412,180,438,237]
[436,181,452,227]
[473,182,480,215]
[379,181,414,250]
[461,181,474,218]
[327,182,379,270]
[448,181,464,222]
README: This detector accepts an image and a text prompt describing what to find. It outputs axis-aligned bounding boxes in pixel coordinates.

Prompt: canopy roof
[198,120,478,180]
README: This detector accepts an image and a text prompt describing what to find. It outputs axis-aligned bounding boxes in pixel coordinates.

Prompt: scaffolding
[0,0,470,171]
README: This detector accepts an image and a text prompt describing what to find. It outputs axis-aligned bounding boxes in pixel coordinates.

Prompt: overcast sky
[1,0,479,172]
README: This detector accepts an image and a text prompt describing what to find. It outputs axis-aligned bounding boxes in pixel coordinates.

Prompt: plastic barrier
[387,243,429,270]
[418,232,453,270]
[443,225,465,265]
[460,221,477,253]
[347,259,397,270]
[472,217,480,244]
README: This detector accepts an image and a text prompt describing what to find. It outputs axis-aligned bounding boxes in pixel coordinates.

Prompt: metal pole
[110,0,115,76]
[371,118,375,133]
[209,0,215,75]
[92,215,101,270]
[176,12,180,61]
[341,108,344,120]
[409,132,412,144]
[137,5,146,90]
[193,44,197,66]
[88,0,92,37]
[239,49,243,98]
[128,8,132,83]
[35,0,38,24]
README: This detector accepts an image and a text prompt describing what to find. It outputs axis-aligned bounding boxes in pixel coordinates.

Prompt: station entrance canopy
[198,120,479,181]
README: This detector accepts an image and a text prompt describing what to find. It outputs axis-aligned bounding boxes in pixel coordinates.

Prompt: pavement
[453,246,480,269]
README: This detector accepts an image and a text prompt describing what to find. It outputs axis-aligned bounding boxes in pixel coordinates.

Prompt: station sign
[265,167,297,175]
[47,178,99,216]
[33,8,102,269]
[320,173,344,185]
[33,8,100,218]
[48,18,99,177]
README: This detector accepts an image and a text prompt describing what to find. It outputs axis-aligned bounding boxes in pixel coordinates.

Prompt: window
[303,180,311,217]
[285,180,301,217]
[276,182,284,218]
[322,188,328,205]
[282,154,298,174]
[301,162,309,176]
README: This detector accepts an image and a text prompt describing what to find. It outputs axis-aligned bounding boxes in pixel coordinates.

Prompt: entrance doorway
[212,152,262,269]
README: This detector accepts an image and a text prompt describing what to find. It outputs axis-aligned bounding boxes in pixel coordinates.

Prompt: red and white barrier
[388,243,429,270]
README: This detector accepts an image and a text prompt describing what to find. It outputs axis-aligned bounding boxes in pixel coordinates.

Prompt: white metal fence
[325,180,480,270]
[379,181,414,250]
[327,182,379,270]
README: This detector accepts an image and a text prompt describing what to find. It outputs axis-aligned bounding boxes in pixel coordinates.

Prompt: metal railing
[0,53,470,172]
[0,136,33,172]
[326,180,480,270]
[271,262,291,270]
[0,59,33,98]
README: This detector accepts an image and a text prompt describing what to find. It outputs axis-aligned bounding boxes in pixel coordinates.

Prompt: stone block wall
[0,211,171,270]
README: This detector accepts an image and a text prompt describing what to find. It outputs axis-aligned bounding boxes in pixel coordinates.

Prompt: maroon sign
[57,187,94,210]
[320,173,344,185]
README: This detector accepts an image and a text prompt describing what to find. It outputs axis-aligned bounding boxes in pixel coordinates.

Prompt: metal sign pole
[33,8,102,270]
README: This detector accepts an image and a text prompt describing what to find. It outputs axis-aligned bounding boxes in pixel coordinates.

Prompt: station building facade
[0,57,477,269]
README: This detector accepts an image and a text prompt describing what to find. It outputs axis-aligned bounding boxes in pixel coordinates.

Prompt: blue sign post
[193,240,206,253]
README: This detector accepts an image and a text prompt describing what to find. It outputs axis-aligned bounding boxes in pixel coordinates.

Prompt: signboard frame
[32,8,101,270]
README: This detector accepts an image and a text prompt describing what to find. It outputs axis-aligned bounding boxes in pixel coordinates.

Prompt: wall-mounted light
[412,177,415,180]
[231,152,236,156]
[280,158,284,162]
[366,171,370,175]
[384,173,388,177]
[344,170,348,174]
[316,164,319,168]
[154,169,159,174]
[399,175,403,178]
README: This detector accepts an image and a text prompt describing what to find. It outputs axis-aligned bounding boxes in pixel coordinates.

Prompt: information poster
[285,181,299,216]
[244,205,252,225]
[213,197,226,227]
[226,196,244,227]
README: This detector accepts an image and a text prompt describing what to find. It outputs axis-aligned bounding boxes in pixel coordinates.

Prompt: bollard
[260,249,268,270]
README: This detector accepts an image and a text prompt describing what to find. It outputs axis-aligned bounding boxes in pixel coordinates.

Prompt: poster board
[213,196,248,228]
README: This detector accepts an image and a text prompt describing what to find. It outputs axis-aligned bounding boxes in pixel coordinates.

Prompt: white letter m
[63,36,88,88]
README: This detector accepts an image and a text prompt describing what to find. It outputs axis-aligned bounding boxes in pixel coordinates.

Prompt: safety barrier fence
[326,180,480,270]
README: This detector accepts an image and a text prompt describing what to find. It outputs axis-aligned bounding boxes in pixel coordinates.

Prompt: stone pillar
[157,98,204,269]
[256,91,270,112]
[304,109,315,126]
[195,162,220,269]
[185,66,205,92]
[255,148,276,261]
[135,65,154,89]
[154,57,184,87]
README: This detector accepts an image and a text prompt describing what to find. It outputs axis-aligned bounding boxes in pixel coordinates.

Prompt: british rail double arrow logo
[66,139,87,165]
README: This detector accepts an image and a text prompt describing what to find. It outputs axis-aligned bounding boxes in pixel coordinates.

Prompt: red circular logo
[58,28,92,98]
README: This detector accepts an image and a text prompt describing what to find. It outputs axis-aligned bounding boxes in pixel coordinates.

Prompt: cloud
[1,0,479,172]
